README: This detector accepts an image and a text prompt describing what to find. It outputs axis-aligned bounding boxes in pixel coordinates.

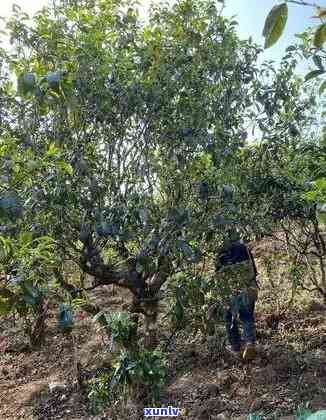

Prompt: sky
[0,0,324,74]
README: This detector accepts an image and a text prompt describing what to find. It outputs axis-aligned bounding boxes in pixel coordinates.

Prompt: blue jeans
[224,292,256,351]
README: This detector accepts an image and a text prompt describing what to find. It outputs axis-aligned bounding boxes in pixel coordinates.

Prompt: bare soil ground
[1,242,326,420]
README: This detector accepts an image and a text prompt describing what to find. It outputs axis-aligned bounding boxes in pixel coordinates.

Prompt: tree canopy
[0,0,324,342]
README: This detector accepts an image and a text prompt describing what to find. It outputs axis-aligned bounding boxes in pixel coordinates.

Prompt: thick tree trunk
[143,299,159,349]
[125,312,140,354]
[30,299,49,347]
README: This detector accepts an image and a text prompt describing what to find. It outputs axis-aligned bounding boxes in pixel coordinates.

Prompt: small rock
[48,382,67,392]
[215,371,233,389]
[60,394,67,401]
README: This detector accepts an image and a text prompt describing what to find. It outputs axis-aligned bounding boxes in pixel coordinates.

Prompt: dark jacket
[216,241,258,279]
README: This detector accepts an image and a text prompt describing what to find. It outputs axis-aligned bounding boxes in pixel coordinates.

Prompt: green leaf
[26,160,40,171]
[0,288,15,299]
[319,80,326,96]
[0,193,23,220]
[315,178,326,190]
[19,232,33,246]
[0,298,13,315]
[285,45,296,52]
[317,212,326,225]
[178,240,194,258]
[21,284,41,306]
[136,255,153,274]
[314,23,326,49]
[57,161,73,176]
[304,191,318,201]
[18,72,36,95]
[92,310,109,326]
[263,3,288,49]
[46,142,61,158]
[213,214,233,227]
[313,55,324,70]
[0,236,13,260]
[305,69,325,82]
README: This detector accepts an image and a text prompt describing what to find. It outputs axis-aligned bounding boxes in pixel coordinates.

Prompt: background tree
[0,0,271,348]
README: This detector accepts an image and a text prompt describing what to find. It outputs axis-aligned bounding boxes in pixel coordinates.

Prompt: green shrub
[86,348,167,413]
[130,349,167,401]
[93,310,137,350]
[87,371,112,414]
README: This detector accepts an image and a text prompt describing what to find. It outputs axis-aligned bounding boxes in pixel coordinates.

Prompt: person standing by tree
[213,228,259,361]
